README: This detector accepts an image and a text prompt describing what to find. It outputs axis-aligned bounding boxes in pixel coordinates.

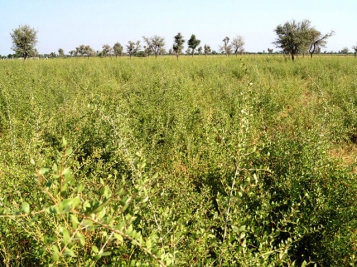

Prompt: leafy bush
[0,56,357,266]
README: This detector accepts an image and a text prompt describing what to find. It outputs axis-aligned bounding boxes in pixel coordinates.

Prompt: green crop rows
[0,56,357,266]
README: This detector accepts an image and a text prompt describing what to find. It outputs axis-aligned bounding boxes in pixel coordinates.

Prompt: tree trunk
[291,53,295,61]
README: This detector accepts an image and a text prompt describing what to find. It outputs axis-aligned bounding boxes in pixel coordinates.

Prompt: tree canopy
[58,48,65,57]
[274,20,333,60]
[187,34,201,57]
[142,36,165,58]
[220,37,232,56]
[352,45,357,57]
[204,44,211,55]
[126,41,141,59]
[232,35,245,56]
[308,29,334,58]
[10,25,38,60]
[173,32,185,59]
[113,42,123,58]
[102,44,112,57]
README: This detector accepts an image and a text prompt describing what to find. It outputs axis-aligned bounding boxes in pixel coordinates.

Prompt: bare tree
[126,41,141,59]
[220,37,232,56]
[232,35,245,56]
[309,30,334,58]
[142,36,165,57]
[352,45,357,57]
[143,46,152,57]
[204,44,211,55]
[341,47,349,56]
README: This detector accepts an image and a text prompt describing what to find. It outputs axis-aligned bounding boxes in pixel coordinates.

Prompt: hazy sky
[1,0,356,55]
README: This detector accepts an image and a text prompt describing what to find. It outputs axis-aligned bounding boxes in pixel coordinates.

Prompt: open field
[0,56,357,266]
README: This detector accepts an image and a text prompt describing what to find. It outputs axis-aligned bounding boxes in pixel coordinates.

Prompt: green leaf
[62,229,70,244]
[63,248,76,257]
[82,219,93,227]
[97,208,106,219]
[62,137,68,147]
[77,184,85,194]
[100,251,111,257]
[39,167,50,175]
[21,202,30,214]
[83,200,91,210]
[65,147,73,156]
[146,239,152,249]
[114,233,123,243]
[52,163,58,172]
[62,167,71,176]
[75,232,85,246]
[70,214,79,228]
[72,196,81,209]
[30,158,35,165]
[92,245,99,253]
[52,245,59,261]
[59,198,75,213]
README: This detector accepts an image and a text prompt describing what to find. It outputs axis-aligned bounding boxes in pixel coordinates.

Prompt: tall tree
[352,45,357,57]
[197,46,203,55]
[232,35,245,56]
[10,25,38,60]
[274,20,312,61]
[204,44,211,55]
[187,34,201,57]
[113,42,123,58]
[341,47,349,56]
[75,45,95,57]
[308,29,334,58]
[75,45,86,57]
[102,44,112,57]
[143,46,152,57]
[49,52,57,58]
[58,48,65,57]
[220,37,232,56]
[126,41,141,59]
[173,32,185,59]
[86,45,96,57]
[142,36,165,58]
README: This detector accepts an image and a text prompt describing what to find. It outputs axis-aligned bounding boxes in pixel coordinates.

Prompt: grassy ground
[0,55,357,266]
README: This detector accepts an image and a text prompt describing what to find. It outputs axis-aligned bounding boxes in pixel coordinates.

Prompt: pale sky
[1,0,356,55]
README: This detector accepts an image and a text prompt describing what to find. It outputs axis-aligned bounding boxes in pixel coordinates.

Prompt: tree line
[5,20,357,61]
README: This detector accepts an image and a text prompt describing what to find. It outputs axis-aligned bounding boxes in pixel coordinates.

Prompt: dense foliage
[0,56,356,266]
